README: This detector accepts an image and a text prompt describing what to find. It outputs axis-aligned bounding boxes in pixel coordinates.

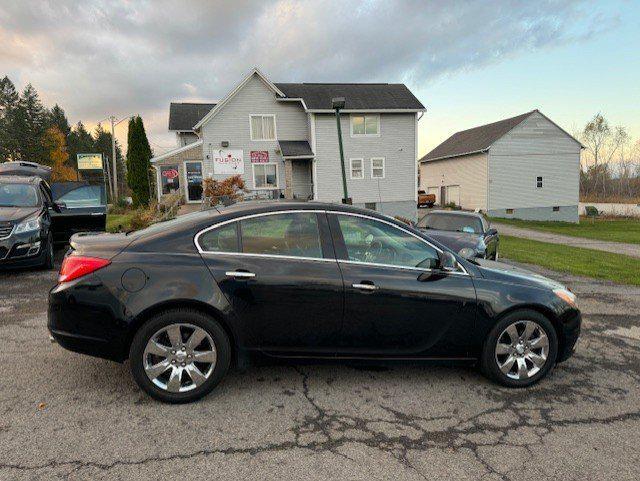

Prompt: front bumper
[557,309,581,363]
[0,230,45,269]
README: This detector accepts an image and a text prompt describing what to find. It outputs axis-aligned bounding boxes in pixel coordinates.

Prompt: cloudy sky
[1,0,638,157]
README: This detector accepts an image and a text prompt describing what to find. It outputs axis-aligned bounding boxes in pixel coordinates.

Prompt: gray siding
[489,206,578,223]
[488,111,581,212]
[200,73,309,190]
[419,152,488,210]
[313,113,417,206]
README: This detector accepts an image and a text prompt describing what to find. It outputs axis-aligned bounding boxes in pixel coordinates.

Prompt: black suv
[0,175,58,269]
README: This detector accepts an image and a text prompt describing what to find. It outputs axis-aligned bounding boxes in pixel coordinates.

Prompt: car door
[328,212,477,358]
[50,184,107,243]
[197,210,344,354]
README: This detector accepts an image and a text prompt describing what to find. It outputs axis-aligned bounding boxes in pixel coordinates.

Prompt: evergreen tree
[126,116,153,206]
[15,84,47,162]
[47,104,71,137]
[93,123,125,195]
[67,121,94,170]
[0,76,20,161]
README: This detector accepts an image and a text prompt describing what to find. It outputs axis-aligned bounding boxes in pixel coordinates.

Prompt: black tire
[130,309,231,403]
[42,233,55,270]
[480,309,558,388]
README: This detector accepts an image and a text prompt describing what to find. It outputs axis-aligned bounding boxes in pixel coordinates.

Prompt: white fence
[579,202,640,218]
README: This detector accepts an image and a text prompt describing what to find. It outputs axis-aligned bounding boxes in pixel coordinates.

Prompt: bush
[444,202,461,210]
[585,205,599,217]
[108,196,132,215]
[203,175,246,206]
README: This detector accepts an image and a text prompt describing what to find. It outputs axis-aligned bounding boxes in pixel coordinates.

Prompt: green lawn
[106,213,136,233]
[492,217,640,245]
[500,235,640,286]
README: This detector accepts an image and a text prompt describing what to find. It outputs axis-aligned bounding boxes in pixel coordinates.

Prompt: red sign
[250,151,269,163]
[162,168,179,179]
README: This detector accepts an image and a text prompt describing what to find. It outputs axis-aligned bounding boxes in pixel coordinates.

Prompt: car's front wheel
[130,309,231,403]
[480,310,558,387]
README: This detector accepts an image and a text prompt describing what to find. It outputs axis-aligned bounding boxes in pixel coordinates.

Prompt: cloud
[0,0,618,150]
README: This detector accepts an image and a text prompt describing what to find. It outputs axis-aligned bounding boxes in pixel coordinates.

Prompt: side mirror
[438,251,458,272]
[52,201,66,213]
[485,228,498,236]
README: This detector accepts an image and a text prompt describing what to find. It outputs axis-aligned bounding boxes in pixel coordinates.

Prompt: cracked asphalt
[1,253,639,480]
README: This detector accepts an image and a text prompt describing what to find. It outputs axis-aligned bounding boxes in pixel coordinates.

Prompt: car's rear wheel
[130,309,231,403]
[480,310,558,387]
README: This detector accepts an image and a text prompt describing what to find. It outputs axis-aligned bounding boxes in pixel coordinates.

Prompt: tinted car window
[0,183,39,207]
[417,214,483,234]
[199,222,239,253]
[240,212,322,258]
[337,215,439,269]
[57,185,105,208]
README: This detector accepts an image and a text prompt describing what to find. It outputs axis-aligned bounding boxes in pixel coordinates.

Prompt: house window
[253,163,278,189]
[350,114,380,136]
[553,206,560,212]
[506,209,515,214]
[536,176,543,188]
[364,202,377,211]
[350,159,364,179]
[371,157,385,178]
[250,115,276,141]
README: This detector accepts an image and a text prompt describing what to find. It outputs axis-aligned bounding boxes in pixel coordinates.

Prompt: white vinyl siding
[350,158,364,179]
[250,114,276,141]
[371,157,385,178]
[488,111,581,210]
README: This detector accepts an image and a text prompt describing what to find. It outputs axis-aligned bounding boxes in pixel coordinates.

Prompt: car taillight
[58,256,111,283]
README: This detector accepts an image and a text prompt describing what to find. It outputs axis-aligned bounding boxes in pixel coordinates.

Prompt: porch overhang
[278,140,314,159]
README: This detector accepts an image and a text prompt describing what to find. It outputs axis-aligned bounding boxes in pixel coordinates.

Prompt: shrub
[203,175,246,206]
[444,202,461,210]
[585,205,599,217]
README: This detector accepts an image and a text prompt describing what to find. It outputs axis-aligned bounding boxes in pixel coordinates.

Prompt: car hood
[474,258,564,290]
[0,206,40,223]
[421,229,482,251]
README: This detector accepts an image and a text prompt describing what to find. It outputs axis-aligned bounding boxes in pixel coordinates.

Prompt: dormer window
[350,114,380,137]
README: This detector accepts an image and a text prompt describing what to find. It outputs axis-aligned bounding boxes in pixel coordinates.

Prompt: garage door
[446,185,460,206]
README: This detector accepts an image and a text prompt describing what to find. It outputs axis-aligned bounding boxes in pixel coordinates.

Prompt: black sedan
[49,202,580,403]
[417,210,499,260]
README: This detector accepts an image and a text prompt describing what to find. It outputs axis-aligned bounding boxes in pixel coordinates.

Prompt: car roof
[423,210,483,219]
[210,199,395,219]
[0,175,42,185]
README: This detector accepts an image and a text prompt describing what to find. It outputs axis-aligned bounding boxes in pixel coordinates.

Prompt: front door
[198,211,343,353]
[329,212,477,357]
[184,161,203,203]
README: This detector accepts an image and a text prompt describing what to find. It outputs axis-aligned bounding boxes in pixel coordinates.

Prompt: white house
[419,110,583,222]
[151,67,425,219]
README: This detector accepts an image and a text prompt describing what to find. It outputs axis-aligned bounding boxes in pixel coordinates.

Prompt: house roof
[275,83,425,111]
[169,102,217,131]
[278,140,314,158]
[420,111,537,162]
[150,140,203,163]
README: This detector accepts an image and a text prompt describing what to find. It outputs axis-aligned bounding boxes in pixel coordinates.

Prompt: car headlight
[458,247,476,259]
[14,216,41,234]
[553,288,577,308]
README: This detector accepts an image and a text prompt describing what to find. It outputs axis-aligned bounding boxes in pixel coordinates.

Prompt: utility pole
[98,114,131,200]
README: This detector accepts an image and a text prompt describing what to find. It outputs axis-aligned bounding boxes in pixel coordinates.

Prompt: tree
[126,116,153,206]
[14,84,47,162]
[0,76,20,161]
[47,104,71,137]
[67,121,95,170]
[582,113,625,197]
[93,123,125,196]
[42,126,76,181]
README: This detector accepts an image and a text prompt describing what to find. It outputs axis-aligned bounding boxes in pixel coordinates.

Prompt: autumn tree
[42,126,76,181]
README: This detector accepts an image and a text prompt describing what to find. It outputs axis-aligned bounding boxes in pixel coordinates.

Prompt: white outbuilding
[419,110,583,222]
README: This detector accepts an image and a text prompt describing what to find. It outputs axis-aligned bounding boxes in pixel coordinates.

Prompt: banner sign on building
[77,153,103,170]
[213,149,244,174]
[250,151,269,163]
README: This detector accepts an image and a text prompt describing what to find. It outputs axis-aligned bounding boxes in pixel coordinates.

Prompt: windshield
[0,183,40,207]
[417,213,483,234]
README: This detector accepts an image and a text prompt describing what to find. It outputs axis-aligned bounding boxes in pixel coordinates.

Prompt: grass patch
[106,213,136,233]
[500,235,640,286]
[492,217,640,245]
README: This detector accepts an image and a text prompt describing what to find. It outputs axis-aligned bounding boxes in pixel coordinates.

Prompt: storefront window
[160,165,180,194]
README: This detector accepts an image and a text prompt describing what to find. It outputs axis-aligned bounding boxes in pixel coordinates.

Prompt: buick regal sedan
[48,202,580,403]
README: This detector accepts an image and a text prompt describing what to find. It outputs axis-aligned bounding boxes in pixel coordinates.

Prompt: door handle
[226,271,256,279]
[352,283,378,291]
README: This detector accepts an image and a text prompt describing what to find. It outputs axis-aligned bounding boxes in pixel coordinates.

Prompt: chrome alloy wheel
[143,323,217,393]
[494,320,549,380]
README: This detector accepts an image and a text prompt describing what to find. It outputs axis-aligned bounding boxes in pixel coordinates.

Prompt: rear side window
[240,212,322,259]
[198,222,239,253]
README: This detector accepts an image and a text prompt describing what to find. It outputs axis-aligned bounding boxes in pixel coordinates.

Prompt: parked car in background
[48,201,580,403]
[416,210,499,260]
[417,190,436,208]
[0,175,58,269]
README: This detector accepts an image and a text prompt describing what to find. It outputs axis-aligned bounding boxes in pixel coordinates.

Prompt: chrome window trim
[194,208,468,275]
[328,210,468,275]
[194,209,327,260]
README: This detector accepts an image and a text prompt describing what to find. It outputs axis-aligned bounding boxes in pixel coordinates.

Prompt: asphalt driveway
[0,254,639,480]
